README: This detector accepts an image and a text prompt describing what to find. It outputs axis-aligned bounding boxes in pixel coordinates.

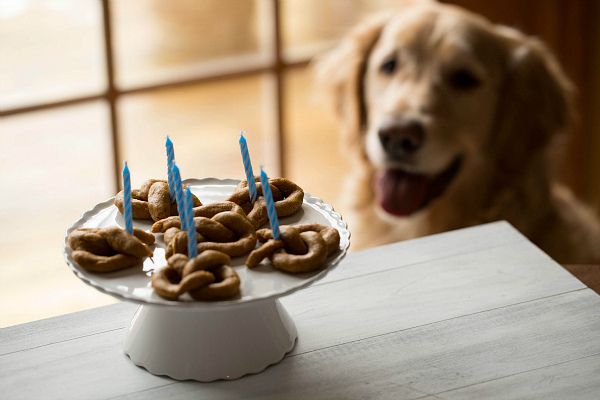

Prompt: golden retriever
[316,2,600,264]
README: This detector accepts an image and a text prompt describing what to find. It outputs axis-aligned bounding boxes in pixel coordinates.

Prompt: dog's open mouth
[374,156,463,216]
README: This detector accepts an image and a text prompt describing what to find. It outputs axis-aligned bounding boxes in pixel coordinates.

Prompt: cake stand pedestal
[124,299,297,381]
[64,178,349,382]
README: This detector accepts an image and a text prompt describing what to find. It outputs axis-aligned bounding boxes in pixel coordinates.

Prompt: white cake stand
[63,178,350,381]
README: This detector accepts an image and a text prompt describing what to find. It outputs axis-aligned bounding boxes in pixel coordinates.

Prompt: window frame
[0,0,308,192]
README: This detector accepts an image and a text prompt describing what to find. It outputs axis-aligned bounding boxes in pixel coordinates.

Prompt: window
[1,0,398,326]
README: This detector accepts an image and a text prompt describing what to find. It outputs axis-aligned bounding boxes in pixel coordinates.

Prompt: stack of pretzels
[114,179,201,222]
[68,177,342,302]
[227,177,304,228]
[151,202,257,259]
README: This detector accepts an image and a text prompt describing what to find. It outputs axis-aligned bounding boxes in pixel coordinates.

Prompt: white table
[2,221,600,399]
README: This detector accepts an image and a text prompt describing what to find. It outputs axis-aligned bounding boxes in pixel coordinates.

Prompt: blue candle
[260,166,280,240]
[239,131,258,202]
[184,187,198,258]
[171,163,187,232]
[122,161,134,235]
[165,135,176,200]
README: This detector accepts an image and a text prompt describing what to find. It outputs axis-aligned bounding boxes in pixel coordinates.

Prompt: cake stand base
[123,299,297,381]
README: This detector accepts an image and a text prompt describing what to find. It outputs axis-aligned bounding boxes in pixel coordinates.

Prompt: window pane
[113,0,272,88]
[0,102,115,327]
[284,67,349,212]
[0,0,105,109]
[281,0,401,61]
[119,75,277,187]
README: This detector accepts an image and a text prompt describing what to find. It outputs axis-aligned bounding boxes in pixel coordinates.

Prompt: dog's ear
[491,27,575,172]
[314,13,391,150]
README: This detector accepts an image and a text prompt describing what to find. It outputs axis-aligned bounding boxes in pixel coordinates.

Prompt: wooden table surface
[2,221,600,399]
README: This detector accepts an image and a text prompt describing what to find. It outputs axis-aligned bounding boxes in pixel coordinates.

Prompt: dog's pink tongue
[375,169,431,216]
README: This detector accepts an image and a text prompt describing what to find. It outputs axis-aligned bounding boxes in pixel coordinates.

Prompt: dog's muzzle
[378,118,425,160]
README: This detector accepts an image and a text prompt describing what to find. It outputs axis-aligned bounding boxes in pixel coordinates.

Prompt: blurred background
[2,0,599,327]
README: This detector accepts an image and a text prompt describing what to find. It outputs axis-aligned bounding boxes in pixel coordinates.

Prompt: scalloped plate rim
[63,177,351,309]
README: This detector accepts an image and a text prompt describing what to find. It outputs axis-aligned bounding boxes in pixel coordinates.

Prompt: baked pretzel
[164,211,257,258]
[151,201,245,233]
[246,224,341,273]
[227,177,304,228]
[114,179,202,222]
[68,227,155,273]
[152,250,240,301]
[189,265,241,301]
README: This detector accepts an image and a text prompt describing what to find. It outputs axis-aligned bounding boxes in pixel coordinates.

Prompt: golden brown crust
[99,226,154,258]
[152,262,215,300]
[243,198,269,230]
[148,181,171,221]
[136,179,163,198]
[152,251,239,301]
[245,239,284,268]
[68,227,154,273]
[165,230,188,259]
[151,201,245,233]
[246,224,340,273]
[115,191,152,220]
[164,227,182,249]
[194,217,237,242]
[227,177,304,228]
[189,265,241,301]
[271,231,327,273]
[182,250,231,275]
[163,211,257,258]
[166,253,188,275]
[67,228,113,256]
[132,228,156,246]
[196,212,257,257]
[72,251,140,273]
[193,201,245,218]
[151,216,182,233]
[114,179,202,222]
[258,224,341,255]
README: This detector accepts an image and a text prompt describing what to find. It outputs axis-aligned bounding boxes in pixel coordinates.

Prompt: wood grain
[111,290,600,400]
[436,353,600,400]
[0,303,135,356]
[1,222,598,400]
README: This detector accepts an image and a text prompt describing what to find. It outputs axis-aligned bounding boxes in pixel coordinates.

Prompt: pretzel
[114,179,202,222]
[165,230,190,259]
[151,253,216,300]
[256,224,341,255]
[195,212,257,257]
[71,251,141,272]
[151,201,245,233]
[152,250,240,301]
[164,211,257,258]
[227,177,304,228]
[189,265,241,301]
[68,227,155,273]
[246,224,341,273]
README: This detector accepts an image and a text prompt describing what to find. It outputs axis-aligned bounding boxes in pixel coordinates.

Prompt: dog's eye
[379,56,397,75]
[448,69,481,90]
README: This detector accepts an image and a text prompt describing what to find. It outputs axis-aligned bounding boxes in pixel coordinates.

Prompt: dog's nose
[378,119,425,158]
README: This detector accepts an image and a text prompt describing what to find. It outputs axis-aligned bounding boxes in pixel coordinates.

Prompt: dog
[316,2,600,264]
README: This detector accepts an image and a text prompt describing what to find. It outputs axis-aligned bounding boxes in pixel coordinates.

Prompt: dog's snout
[378,119,425,159]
